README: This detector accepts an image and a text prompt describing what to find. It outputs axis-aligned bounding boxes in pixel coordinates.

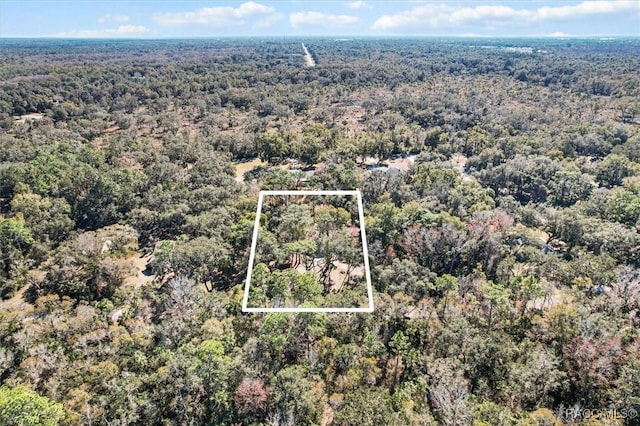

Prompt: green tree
[412,164,460,203]
[257,132,288,164]
[604,189,640,226]
[334,387,404,426]
[266,272,292,306]
[478,155,561,204]
[549,169,593,207]
[502,345,564,411]
[596,154,637,188]
[473,401,515,426]
[432,274,459,319]
[545,208,583,255]
[367,202,404,247]
[283,239,317,269]
[38,231,129,301]
[270,365,322,425]
[0,218,36,298]
[10,192,74,246]
[388,330,411,389]
[609,354,640,408]
[277,204,313,242]
[322,160,360,190]
[509,275,543,321]
[448,180,496,217]
[292,311,327,361]
[259,314,291,369]
[255,228,286,266]
[292,271,323,304]
[314,205,351,236]
[377,258,433,300]
[0,385,64,426]
[479,281,510,330]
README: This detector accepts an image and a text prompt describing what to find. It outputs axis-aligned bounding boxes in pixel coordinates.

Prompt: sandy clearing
[13,113,44,124]
[233,158,265,182]
[526,287,572,311]
[0,283,33,313]
[451,152,476,182]
[386,155,418,172]
[122,253,155,289]
[0,269,44,313]
[295,259,365,292]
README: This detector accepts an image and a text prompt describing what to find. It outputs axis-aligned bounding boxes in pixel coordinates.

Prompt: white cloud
[371,1,639,31]
[347,1,369,9]
[549,31,568,37]
[254,12,284,29]
[536,1,637,19]
[290,11,360,29]
[55,25,150,38]
[153,1,275,26]
[98,14,130,24]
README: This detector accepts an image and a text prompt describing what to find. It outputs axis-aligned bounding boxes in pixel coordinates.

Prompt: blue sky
[1,1,639,38]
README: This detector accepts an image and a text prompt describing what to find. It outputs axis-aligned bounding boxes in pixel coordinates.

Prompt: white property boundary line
[242,190,374,313]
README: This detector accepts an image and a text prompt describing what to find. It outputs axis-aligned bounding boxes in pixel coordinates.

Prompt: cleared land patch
[243,190,373,313]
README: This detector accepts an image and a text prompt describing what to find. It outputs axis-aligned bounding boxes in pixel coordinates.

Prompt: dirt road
[302,43,316,67]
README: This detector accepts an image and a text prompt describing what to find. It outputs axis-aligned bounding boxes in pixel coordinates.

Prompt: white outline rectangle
[242,190,374,313]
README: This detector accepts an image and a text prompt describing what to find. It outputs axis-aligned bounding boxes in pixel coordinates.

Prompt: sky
[1,1,639,38]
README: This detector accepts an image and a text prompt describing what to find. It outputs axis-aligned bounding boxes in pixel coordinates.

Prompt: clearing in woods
[243,190,373,313]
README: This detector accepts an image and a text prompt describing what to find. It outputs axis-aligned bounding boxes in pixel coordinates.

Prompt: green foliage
[479,281,511,330]
[151,235,233,287]
[39,233,128,301]
[604,189,640,226]
[501,344,564,410]
[473,401,515,426]
[277,204,312,242]
[367,202,403,246]
[322,160,360,190]
[334,387,404,426]
[377,258,433,299]
[433,274,458,294]
[292,271,323,303]
[259,314,291,368]
[549,169,593,207]
[198,339,225,361]
[314,205,351,234]
[0,218,34,255]
[256,132,289,164]
[0,218,35,298]
[270,365,323,425]
[389,330,411,357]
[10,192,74,246]
[596,154,637,187]
[3,144,142,229]
[413,163,460,201]
[1,37,639,426]
[449,180,496,216]
[0,385,64,426]
[479,155,561,204]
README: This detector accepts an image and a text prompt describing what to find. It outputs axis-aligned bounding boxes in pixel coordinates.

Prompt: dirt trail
[302,43,316,67]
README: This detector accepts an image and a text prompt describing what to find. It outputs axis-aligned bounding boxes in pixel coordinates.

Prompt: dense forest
[0,37,639,425]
